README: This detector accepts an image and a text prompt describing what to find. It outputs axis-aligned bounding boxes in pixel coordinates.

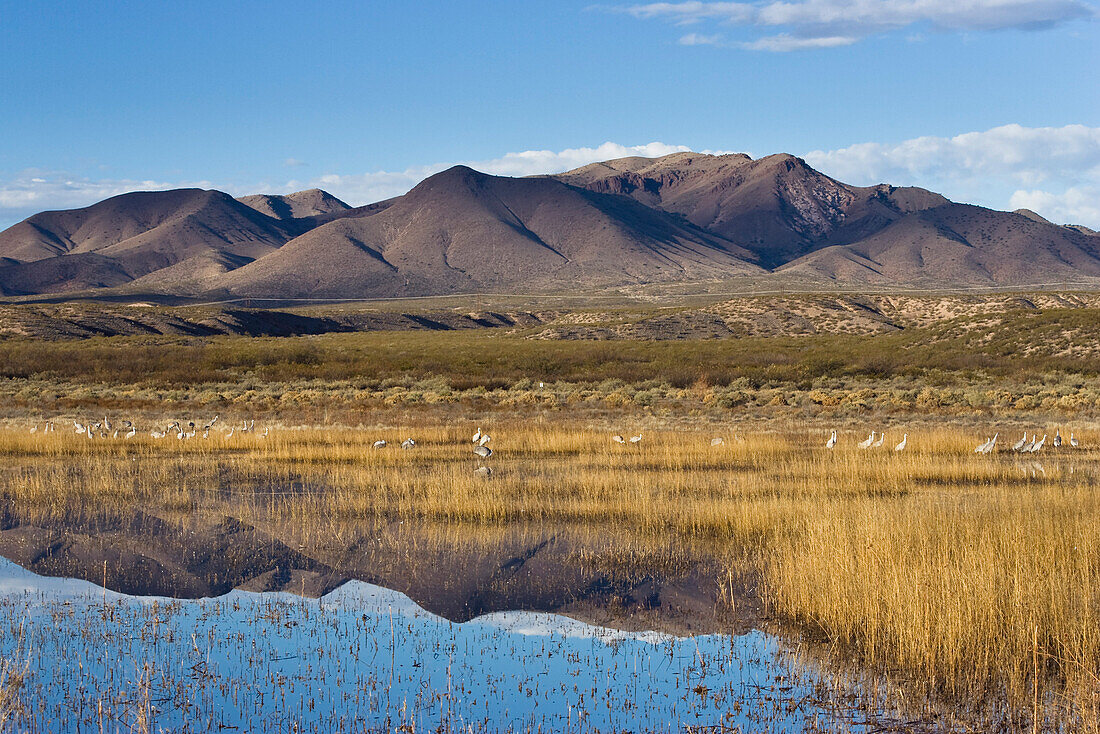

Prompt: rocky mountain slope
[0,152,1097,298]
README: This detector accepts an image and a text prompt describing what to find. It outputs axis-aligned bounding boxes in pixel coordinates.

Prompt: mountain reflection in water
[0,557,865,733]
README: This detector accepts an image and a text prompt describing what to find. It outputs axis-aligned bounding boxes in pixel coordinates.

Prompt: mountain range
[1,151,1098,299]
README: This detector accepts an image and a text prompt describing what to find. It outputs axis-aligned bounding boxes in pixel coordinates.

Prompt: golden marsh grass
[0,422,1098,729]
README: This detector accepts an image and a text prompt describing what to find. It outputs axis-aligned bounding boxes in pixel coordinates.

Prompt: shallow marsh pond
[0,557,875,733]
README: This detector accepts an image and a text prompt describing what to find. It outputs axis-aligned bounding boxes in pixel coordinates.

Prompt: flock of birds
[824,429,908,451]
[30,416,270,440]
[369,427,495,474]
[26,418,1086,481]
[824,428,1081,454]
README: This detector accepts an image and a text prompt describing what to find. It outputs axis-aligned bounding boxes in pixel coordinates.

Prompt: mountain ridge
[0,152,1097,299]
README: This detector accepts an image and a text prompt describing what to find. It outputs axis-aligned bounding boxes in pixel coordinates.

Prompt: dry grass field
[1,296,1099,729]
[0,421,1097,730]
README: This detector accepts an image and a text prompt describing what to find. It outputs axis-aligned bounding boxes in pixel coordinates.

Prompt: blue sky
[1,0,1097,227]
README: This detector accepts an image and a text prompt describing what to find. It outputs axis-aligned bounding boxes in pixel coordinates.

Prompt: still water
[0,557,868,733]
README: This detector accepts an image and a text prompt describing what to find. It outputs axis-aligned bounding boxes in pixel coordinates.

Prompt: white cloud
[3,130,1097,231]
[302,142,693,205]
[804,124,1100,227]
[741,32,858,48]
[679,31,725,42]
[622,1,757,22]
[0,143,692,229]
[0,174,224,228]
[1009,187,1100,228]
[615,0,1096,50]
[803,124,1100,186]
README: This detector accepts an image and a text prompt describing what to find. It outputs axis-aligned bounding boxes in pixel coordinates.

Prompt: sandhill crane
[825,430,837,449]
[372,440,387,449]
[711,437,724,446]
[401,438,416,449]
[872,432,885,448]
[1012,433,1028,452]
[472,428,482,444]
[1029,435,1047,453]
[103,416,111,432]
[1021,435,1036,453]
[858,431,876,449]
[1070,433,1079,448]
[982,433,998,454]
[1054,430,1062,448]
[29,424,38,434]
[975,436,991,453]
[74,421,86,435]
[151,429,166,439]
[474,466,493,477]
[225,428,235,439]
[474,446,492,458]
[125,425,136,439]
[895,434,908,451]
[205,415,219,431]
[260,428,269,438]
[479,434,491,447]
[629,434,642,444]
[612,435,626,444]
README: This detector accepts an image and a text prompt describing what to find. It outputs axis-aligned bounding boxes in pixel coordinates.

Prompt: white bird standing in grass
[895,434,908,451]
[612,435,625,444]
[472,428,482,444]
[826,430,837,449]
[373,440,387,449]
[1070,433,1079,448]
[1054,430,1062,448]
[629,434,642,444]
[401,438,416,449]
[872,432,885,448]
[1013,433,1028,452]
[479,434,491,447]
[982,433,998,454]
[1030,435,1046,453]
[858,431,875,449]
